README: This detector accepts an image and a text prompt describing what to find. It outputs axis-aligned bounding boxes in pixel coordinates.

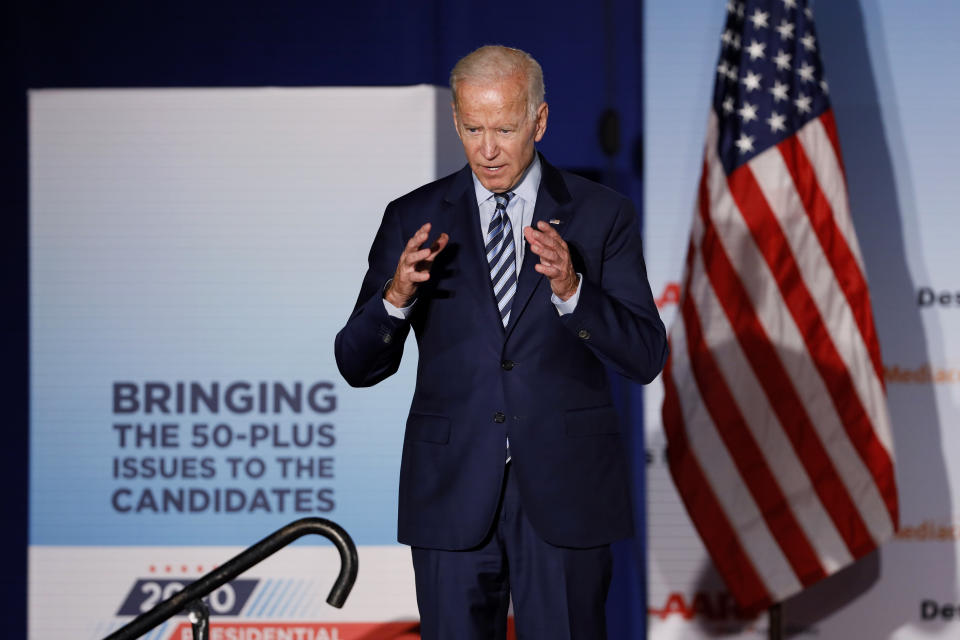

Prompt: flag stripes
[779,130,885,388]
[681,231,829,588]
[663,109,898,612]
[663,354,775,611]
[694,159,862,572]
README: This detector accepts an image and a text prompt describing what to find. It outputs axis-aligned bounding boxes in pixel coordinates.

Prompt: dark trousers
[411,463,612,639]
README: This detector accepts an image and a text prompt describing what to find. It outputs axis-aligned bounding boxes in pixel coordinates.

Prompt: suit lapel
[441,165,505,332]
[504,154,574,338]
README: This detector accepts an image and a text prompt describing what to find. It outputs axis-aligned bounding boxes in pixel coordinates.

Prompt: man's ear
[534,102,549,142]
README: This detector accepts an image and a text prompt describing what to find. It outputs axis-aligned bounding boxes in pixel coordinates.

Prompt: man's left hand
[524,221,578,301]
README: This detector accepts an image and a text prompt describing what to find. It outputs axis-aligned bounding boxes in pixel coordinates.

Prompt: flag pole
[768,603,783,640]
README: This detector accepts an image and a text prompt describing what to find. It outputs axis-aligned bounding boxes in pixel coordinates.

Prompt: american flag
[661,0,899,614]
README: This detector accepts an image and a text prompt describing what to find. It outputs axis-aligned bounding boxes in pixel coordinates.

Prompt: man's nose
[480,133,498,158]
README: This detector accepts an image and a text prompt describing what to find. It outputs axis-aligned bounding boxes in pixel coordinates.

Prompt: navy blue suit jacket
[335,155,668,550]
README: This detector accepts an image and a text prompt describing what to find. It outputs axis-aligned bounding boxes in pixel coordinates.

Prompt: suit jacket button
[382,334,393,344]
[493,412,506,423]
[577,329,590,340]
[501,360,514,371]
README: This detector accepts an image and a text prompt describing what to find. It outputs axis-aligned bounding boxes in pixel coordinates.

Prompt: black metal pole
[186,599,209,640]
[768,602,783,640]
[104,517,358,640]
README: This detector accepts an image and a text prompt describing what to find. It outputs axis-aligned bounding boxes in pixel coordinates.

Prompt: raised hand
[385,222,449,308]
[524,221,578,301]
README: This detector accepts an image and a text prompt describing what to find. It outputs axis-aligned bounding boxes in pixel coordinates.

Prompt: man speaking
[335,45,667,639]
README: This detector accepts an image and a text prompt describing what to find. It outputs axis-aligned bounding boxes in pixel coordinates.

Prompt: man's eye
[466,127,479,133]
[499,129,512,134]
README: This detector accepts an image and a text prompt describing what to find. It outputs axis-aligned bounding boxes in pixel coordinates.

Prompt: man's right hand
[384,222,449,308]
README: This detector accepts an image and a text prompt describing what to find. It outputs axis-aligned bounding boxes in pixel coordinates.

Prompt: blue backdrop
[3,1,647,636]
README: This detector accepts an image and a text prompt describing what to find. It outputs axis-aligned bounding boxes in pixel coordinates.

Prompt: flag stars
[805,6,813,19]
[746,39,766,60]
[749,9,770,29]
[735,133,756,154]
[721,29,743,50]
[776,19,795,40]
[770,80,789,102]
[773,50,792,71]
[738,101,759,123]
[714,1,827,164]
[766,111,787,133]
[742,70,763,92]
[727,1,745,19]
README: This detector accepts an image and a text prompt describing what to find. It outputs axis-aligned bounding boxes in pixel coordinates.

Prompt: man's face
[452,74,548,193]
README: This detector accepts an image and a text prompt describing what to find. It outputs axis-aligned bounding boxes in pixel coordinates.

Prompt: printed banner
[29,86,463,638]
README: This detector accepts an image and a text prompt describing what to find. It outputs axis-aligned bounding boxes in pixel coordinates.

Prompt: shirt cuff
[382,279,416,319]
[551,273,582,316]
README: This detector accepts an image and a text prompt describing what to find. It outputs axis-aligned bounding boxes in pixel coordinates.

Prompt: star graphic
[770,80,790,102]
[782,0,798,9]
[805,6,813,19]
[718,60,730,77]
[738,102,759,123]
[797,62,816,83]
[795,93,812,114]
[742,70,763,92]
[726,64,739,82]
[722,29,735,47]
[722,96,735,114]
[773,50,792,71]
[820,79,830,94]
[749,9,770,29]
[746,39,767,60]
[801,34,816,52]
[766,111,787,133]
[735,133,756,154]
[775,19,795,40]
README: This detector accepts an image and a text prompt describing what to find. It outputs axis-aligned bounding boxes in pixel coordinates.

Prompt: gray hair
[450,45,546,120]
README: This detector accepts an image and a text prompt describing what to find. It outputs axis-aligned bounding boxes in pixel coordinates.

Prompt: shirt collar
[471,153,542,206]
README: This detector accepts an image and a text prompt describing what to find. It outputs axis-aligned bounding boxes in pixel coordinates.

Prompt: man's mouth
[483,165,504,172]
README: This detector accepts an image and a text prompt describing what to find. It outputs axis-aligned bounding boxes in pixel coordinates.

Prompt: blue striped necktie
[486,192,516,327]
